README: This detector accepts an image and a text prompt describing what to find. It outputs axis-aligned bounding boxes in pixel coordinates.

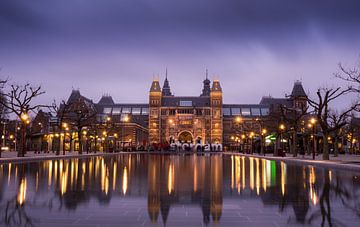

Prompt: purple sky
[1,0,360,110]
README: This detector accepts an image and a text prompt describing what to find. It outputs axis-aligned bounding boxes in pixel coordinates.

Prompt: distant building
[29,76,308,152]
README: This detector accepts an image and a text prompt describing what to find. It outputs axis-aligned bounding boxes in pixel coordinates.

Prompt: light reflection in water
[0,154,359,227]
[17,177,27,206]
[122,166,128,195]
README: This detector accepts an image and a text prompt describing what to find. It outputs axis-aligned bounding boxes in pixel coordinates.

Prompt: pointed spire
[162,69,172,96]
[201,69,211,96]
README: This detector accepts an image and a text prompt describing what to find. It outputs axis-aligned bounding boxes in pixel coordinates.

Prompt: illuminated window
[112,108,121,114]
[180,101,192,106]
[132,108,141,115]
[223,108,231,116]
[141,108,149,115]
[122,107,131,114]
[231,108,241,115]
[103,108,112,114]
[251,108,261,116]
[241,108,251,116]
[261,108,269,116]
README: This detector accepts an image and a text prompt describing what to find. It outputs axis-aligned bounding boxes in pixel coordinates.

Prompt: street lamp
[309,117,317,160]
[279,124,285,154]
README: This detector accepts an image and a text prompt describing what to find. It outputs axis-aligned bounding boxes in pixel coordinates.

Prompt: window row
[103,107,149,115]
[222,107,269,116]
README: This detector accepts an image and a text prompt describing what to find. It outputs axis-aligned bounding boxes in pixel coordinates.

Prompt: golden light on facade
[235,116,242,123]
[231,136,235,140]
[106,116,111,121]
[279,124,285,130]
[102,131,107,136]
[261,129,267,135]
[62,123,68,128]
[124,115,129,122]
[310,117,316,125]
[241,134,246,139]
[169,119,173,124]
[250,132,255,138]
[307,123,313,128]
[26,120,30,124]
[17,177,27,206]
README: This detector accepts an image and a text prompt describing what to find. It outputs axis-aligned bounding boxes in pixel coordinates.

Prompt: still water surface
[1,154,360,226]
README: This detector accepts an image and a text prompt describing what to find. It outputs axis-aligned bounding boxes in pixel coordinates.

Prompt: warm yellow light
[9,135,14,139]
[169,119,173,124]
[20,113,29,121]
[235,116,242,123]
[106,116,111,121]
[26,120,30,124]
[124,115,129,122]
[262,129,267,135]
[102,131,107,136]
[310,118,316,125]
[308,123,312,128]
[62,123,68,128]
[114,133,118,138]
[241,134,246,139]
[82,131,87,135]
[279,124,285,130]
[231,136,235,140]
[250,132,255,137]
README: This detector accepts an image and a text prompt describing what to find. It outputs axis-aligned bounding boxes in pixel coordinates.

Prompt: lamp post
[279,124,285,156]
[19,112,29,157]
[309,117,317,160]
[122,115,129,151]
[261,128,267,156]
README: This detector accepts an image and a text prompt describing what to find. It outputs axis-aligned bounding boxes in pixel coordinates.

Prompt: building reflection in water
[0,154,360,226]
[147,154,223,225]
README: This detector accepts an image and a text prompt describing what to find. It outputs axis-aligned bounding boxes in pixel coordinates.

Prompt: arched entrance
[178,131,193,143]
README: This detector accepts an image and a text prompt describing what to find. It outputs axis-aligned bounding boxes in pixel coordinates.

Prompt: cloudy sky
[0,0,360,108]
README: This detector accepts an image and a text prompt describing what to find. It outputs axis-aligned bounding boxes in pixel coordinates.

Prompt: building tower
[201,70,211,96]
[162,71,173,96]
[290,81,307,110]
[210,80,223,144]
[149,79,162,145]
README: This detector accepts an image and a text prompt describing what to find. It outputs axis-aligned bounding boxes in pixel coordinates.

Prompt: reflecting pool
[1,154,360,226]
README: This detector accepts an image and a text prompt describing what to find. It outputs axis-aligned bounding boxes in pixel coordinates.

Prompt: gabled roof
[98,95,115,105]
[290,81,307,98]
[150,80,161,92]
[260,96,293,108]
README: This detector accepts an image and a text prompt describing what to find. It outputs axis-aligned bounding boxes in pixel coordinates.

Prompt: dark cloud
[0,0,360,109]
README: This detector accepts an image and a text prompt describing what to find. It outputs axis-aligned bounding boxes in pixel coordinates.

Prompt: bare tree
[280,104,309,157]
[0,83,48,157]
[50,100,70,155]
[307,87,359,160]
[67,98,97,154]
[336,61,360,93]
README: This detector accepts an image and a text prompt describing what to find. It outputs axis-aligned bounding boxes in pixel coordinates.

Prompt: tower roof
[150,80,161,92]
[290,81,307,98]
[201,69,211,96]
[162,70,173,96]
[98,95,115,105]
[211,80,222,92]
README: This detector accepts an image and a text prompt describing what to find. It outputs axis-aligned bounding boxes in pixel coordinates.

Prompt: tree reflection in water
[0,154,359,226]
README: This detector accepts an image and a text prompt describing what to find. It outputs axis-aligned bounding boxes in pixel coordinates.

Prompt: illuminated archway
[178,131,193,143]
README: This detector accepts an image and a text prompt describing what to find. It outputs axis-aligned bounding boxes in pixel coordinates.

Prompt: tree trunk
[260,135,265,155]
[19,122,26,157]
[323,134,329,160]
[292,131,298,157]
[334,136,339,157]
[77,130,82,154]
